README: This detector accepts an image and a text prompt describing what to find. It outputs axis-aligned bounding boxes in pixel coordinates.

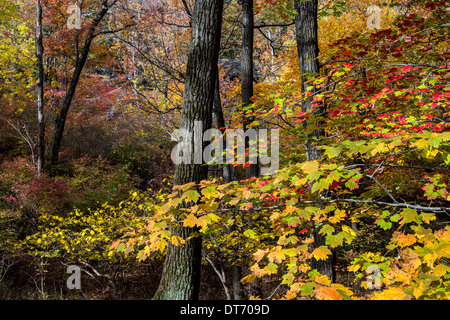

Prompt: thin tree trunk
[213,66,246,300]
[213,67,231,184]
[295,0,335,282]
[153,0,224,300]
[36,0,45,176]
[241,0,262,298]
[241,0,258,179]
[51,1,110,165]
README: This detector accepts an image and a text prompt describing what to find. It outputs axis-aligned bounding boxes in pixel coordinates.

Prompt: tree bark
[153,0,224,300]
[36,0,45,176]
[51,1,111,165]
[241,0,259,179]
[295,0,335,282]
[213,67,232,184]
[213,67,245,299]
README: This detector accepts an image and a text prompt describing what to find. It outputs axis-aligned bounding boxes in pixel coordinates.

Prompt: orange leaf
[314,286,342,300]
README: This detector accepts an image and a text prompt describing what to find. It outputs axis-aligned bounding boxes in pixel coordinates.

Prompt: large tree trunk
[241,0,259,179]
[295,0,335,282]
[51,1,110,165]
[36,0,45,176]
[153,0,224,300]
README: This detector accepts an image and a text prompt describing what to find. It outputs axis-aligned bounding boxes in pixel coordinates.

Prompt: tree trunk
[153,0,224,300]
[213,67,232,184]
[36,0,45,176]
[241,0,259,179]
[295,0,335,282]
[213,67,245,300]
[51,2,110,165]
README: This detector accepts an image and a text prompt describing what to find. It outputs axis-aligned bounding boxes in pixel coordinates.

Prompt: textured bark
[213,67,232,184]
[295,0,335,283]
[241,0,259,179]
[36,0,45,176]
[153,0,224,300]
[213,68,245,299]
[241,0,253,106]
[51,1,110,165]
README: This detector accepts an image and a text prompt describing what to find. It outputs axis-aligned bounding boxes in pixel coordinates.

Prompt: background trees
[0,0,448,300]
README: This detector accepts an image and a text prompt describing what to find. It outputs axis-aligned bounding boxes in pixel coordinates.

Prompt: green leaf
[184,190,200,203]
[117,243,125,252]
[376,219,392,230]
[244,229,257,239]
[400,208,419,224]
[265,262,278,275]
[326,233,344,248]
[300,282,315,296]
[319,224,335,236]
[311,179,331,193]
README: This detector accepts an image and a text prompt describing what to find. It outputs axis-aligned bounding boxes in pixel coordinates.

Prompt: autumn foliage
[0,0,448,300]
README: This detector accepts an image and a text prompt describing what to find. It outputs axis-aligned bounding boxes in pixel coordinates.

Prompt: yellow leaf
[183,214,198,228]
[250,263,266,277]
[196,215,208,229]
[243,190,253,199]
[254,249,269,262]
[397,234,417,247]
[301,161,319,174]
[370,287,410,300]
[156,239,167,252]
[170,236,185,246]
[423,253,439,268]
[284,205,298,215]
[413,286,424,299]
[240,274,256,283]
[293,177,308,187]
[267,247,286,264]
[314,274,332,286]
[303,235,315,244]
[228,197,240,206]
[312,246,332,261]
[411,139,428,149]
[342,225,356,237]
[371,142,385,156]
[347,264,361,272]
[433,264,449,277]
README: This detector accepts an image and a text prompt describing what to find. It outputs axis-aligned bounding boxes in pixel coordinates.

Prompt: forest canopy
[0,0,449,301]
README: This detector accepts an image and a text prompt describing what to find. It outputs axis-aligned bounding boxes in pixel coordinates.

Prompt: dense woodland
[0,0,449,300]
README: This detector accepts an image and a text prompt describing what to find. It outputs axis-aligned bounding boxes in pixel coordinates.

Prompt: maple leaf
[301,161,319,174]
[411,139,428,149]
[170,236,185,246]
[314,286,343,300]
[396,234,417,247]
[401,65,413,73]
[228,197,240,206]
[183,190,200,203]
[267,247,286,264]
[183,214,198,228]
[240,274,257,283]
[312,246,332,261]
[371,142,385,156]
[254,248,269,262]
